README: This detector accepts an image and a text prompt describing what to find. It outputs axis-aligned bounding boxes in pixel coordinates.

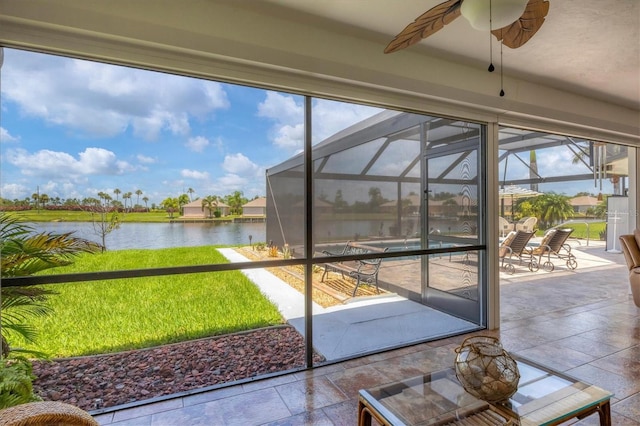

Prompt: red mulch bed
[32,326,323,412]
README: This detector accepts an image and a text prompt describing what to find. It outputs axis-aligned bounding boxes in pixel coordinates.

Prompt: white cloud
[2,49,230,140]
[185,136,210,152]
[137,154,157,164]
[5,147,133,179]
[222,153,260,175]
[257,92,304,151]
[181,169,210,180]
[0,183,29,199]
[312,99,383,142]
[256,91,382,151]
[273,124,305,150]
[218,174,248,189]
[0,127,19,143]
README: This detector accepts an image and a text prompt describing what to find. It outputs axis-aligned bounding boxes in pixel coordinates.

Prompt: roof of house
[242,197,266,208]
[569,196,599,207]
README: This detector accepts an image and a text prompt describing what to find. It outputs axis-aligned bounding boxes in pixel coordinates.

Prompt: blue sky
[1,48,611,206]
[0,48,382,206]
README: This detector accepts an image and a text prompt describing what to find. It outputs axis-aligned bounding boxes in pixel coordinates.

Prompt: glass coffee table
[358,355,612,425]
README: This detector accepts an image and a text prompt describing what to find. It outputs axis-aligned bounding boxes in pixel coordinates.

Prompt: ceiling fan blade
[491,0,550,49]
[384,0,463,54]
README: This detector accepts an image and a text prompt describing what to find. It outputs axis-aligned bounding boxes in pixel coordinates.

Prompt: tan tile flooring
[95,244,640,425]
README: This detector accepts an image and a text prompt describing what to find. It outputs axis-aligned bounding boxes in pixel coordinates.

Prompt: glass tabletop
[359,355,612,425]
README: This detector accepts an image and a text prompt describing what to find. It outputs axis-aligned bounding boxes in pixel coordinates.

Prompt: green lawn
[542,221,606,240]
[14,246,282,358]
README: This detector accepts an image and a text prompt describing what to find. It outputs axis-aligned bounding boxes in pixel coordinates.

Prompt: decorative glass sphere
[454,336,520,403]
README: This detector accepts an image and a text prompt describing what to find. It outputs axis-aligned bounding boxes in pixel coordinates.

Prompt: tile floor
[94,244,640,425]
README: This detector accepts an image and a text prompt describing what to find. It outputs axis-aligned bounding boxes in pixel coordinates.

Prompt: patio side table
[358,355,612,425]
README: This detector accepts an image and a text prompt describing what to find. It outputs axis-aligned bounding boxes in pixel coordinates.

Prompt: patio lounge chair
[498,230,536,274]
[526,228,577,272]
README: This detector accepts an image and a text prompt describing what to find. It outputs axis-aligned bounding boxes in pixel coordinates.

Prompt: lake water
[30,222,266,251]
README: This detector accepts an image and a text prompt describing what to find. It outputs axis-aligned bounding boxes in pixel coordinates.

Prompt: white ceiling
[263,0,640,110]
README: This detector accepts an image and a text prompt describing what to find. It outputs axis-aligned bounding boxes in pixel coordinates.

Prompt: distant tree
[162,197,179,218]
[31,193,39,211]
[135,189,143,207]
[142,196,149,210]
[333,190,348,211]
[201,195,220,218]
[532,193,574,228]
[82,194,119,251]
[97,192,112,205]
[178,194,190,207]
[123,192,132,211]
[367,187,387,211]
[225,191,247,215]
[113,188,121,202]
[187,188,195,202]
[593,198,607,219]
[40,195,47,206]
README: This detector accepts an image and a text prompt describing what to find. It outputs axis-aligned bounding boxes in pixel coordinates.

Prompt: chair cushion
[635,228,640,249]
[531,229,555,255]
[501,231,516,246]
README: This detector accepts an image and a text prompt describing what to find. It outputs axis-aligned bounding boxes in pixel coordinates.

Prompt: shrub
[0,357,41,409]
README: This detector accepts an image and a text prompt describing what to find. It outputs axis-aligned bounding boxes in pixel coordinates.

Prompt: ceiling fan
[384,0,550,54]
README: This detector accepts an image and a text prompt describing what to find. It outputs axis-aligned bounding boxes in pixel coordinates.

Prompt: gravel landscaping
[29,247,359,413]
[32,326,323,412]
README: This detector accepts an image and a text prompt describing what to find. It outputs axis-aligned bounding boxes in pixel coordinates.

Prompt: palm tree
[123,192,132,211]
[225,191,246,215]
[113,188,121,202]
[187,188,195,202]
[533,193,574,229]
[161,197,179,218]
[201,195,220,218]
[135,189,143,207]
[97,192,112,207]
[178,194,189,206]
[142,196,149,210]
[0,213,100,356]
[31,193,39,212]
[39,194,49,208]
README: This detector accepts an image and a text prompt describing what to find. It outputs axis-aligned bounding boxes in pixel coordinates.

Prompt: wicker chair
[498,216,514,237]
[0,401,99,426]
[515,216,538,232]
[619,230,640,308]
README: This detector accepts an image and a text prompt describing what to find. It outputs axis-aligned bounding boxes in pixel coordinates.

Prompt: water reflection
[31,222,266,250]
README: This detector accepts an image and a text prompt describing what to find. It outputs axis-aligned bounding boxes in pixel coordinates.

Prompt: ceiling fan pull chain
[500,39,505,97]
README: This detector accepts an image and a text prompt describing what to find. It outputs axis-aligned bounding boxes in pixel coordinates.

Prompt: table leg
[358,399,372,426]
[598,400,611,426]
